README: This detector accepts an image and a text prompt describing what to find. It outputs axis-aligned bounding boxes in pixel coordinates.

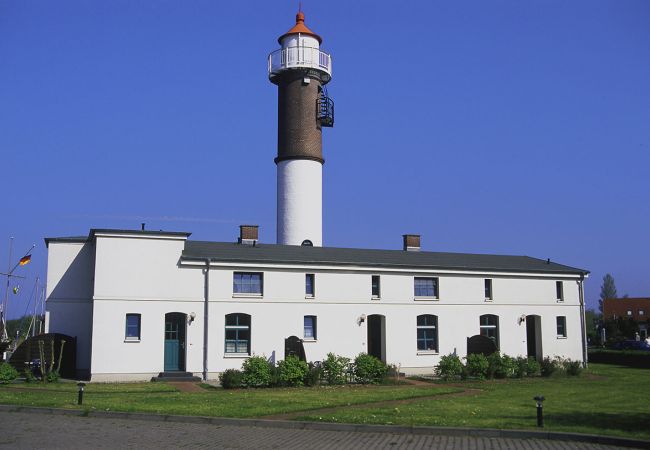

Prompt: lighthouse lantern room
[269,11,334,247]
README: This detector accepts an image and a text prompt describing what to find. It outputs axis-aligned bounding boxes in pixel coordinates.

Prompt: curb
[1,404,648,449]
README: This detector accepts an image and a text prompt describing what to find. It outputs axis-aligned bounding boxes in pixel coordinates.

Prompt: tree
[599,273,617,313]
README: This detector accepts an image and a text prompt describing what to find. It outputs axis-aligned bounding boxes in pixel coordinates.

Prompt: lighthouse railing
[268,46,332,77]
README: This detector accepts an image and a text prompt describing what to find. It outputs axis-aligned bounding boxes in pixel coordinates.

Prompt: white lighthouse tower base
[277,159,323,246]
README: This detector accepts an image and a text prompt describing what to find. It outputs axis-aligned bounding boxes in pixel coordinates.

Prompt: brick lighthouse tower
[268,10,334,247]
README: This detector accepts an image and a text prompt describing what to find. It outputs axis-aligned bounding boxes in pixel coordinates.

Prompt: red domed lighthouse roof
[278,11,322,44]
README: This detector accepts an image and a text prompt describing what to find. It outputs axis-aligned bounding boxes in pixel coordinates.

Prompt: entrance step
[152,372,202,382]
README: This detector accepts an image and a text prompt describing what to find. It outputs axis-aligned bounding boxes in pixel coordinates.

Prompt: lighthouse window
[233,272,263,295]
[556,316,567,338]
[125,314,141,341]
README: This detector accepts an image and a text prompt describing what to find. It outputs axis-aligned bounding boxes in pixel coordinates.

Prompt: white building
[44,12,588,382]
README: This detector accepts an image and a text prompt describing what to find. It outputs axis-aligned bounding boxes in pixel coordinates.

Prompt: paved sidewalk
[0,411,633,450]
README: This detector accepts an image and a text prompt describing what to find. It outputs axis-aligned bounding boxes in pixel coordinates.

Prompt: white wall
[277,159,323,246]
[48,234,585,380]
[45,241,95,375]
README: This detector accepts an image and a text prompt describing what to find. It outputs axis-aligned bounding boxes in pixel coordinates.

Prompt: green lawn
[0,364,647,441]
[297,365,650,440]
[0,382,458,418]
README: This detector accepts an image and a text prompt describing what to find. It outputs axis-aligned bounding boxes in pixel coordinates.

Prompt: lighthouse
[268,11,334,247]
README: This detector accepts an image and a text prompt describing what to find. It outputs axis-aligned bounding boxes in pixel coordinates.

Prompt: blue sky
[1,0,648,318]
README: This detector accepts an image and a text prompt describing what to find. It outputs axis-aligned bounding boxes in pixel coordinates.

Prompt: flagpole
[1,238,13,342]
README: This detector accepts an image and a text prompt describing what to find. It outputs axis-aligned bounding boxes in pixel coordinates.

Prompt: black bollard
[77,382,86,405]
[533,395,545,427]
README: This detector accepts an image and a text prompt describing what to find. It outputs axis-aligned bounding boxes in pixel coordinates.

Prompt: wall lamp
[188,312,196,324]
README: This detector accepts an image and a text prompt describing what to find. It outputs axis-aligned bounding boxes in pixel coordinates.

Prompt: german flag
[19,255,31,266]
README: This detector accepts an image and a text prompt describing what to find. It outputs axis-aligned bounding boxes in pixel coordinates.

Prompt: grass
[297,365,650,440]
[0,364,647,440]
[0,382,458,418]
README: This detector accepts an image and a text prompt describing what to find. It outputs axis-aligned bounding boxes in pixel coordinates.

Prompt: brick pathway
[0,411,632,450]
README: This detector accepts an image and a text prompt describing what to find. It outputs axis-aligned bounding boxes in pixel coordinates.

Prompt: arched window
[479,314,499,348]
[417,315,438,352]
[225,313,251,354]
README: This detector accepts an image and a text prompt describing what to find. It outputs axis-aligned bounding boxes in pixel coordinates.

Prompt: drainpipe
[202,259,210,381]
[578,275,587,368]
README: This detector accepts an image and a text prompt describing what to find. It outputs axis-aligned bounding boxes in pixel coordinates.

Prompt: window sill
[124,339,141,343]
[484,298,493,302]
[305,295,315,299]
[414,297,439,301]
[303,338,317,343]
[371,296,381,301]
[232,293,263,299]
[224,353,250,358]
[556,336,567,339]
[556,299,564,303]
[417,351,439,355]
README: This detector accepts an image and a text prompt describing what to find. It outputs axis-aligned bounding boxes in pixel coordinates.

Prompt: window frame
[479,314,499,348]
[233,272,263,297]
[304,315,317,340]
[556,316,567,338]
[371,275,381,299]
[414,277,439,300]
[305,273,315,298]
[125,313,141,342]
[224,313,251,355]
[416,314,438,353]
[556,281,564,302]
[484,279,493,301]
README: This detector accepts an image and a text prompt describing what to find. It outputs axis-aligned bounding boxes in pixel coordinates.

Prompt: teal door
[164,313,186,372]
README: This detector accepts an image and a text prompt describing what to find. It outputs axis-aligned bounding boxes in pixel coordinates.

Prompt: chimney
[403,234,421,252]
[239,225,259,246]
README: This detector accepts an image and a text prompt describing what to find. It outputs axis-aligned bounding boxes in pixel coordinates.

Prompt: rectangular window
[225,313,251,354]
[305,274,315,297]
[304,315,317,340]
[556,316,567,338]
[371,275,380,299]
[640,310,645,316]
[414,277,439,298]
[556,281,564,301]
[125,314,141,341]
[417,315,438,352]
[484,279,493,300]
[627,310,633,316]
[233,272,263,295]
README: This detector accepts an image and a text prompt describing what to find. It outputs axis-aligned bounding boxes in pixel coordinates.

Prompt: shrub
[353,353,387,384]
[465,353,489,380]
[241,356,272,387]
[321,353,350,385]
[563,359,582,376]
[219,369,243,389]
[0,363,18,384]
[484,353,516,379]
[434,354,463,381]
[526,358,541,377]
[277,356,309,387]
[23,368,37,383]
[304,362,322,387]
[514,357,528,378]
[46,370,60,383]
[540,356,558,377]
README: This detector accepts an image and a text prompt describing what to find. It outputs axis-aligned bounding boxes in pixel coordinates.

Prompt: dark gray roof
[182,241,589,275]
